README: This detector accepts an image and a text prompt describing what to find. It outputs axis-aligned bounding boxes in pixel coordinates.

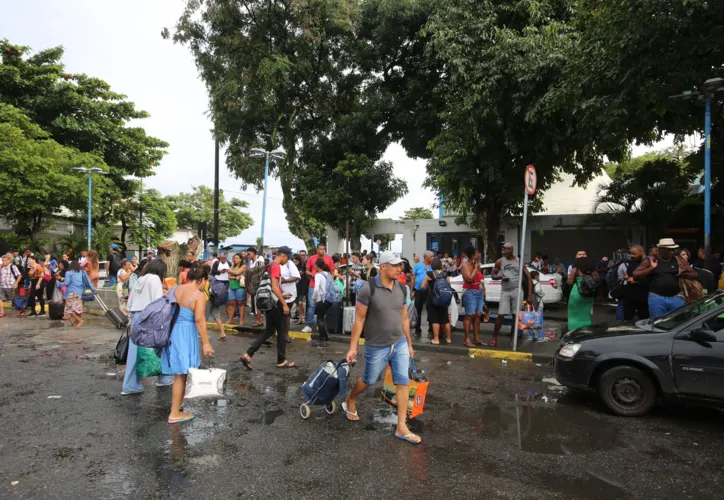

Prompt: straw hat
[656,238,679,249]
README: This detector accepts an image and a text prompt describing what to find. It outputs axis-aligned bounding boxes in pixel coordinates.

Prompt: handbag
[114,327,130,364]
[184,358,226,399]
[81,270,96,302]
[518,303,543,330]
[51,286,64,305]
[677,257,704,303]
[382,359,429,420]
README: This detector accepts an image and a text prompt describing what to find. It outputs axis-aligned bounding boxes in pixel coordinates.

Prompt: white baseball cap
[378,251,403,265]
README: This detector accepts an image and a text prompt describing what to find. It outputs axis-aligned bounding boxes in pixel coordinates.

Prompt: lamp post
[75,167,106,250]
[250,147,286,253]
[671,77,724,268]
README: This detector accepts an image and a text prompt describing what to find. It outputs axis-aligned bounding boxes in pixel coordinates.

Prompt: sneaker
[121,389,144,396]
[316,341,328,348]
[27,312,37,317]
[37,312,46,317]
[154,381,173,387]
[301,326,312,333]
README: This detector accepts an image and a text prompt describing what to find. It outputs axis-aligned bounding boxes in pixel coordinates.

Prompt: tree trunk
[484,207,503,263]
[120,215,129,251]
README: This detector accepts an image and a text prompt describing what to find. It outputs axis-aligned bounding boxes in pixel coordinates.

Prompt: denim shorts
[362,337,410,386]
[229,287,246,302]
[462,288,484,314]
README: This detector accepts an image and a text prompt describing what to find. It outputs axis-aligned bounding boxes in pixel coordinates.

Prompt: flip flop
[429,340,440,345]
[395,433,422,445]
[489,339,498,347]
[276,361,296,369]
[342,402,359,422]
[168,415,194,424]
[474,340,488,347]
[240,356,253,371]
[217,336,227,341]
[464,342,475,348]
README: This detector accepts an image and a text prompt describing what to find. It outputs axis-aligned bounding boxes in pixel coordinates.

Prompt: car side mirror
[690,328,717,343]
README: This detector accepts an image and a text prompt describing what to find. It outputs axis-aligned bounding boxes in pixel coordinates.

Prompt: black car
[555,291,724,416]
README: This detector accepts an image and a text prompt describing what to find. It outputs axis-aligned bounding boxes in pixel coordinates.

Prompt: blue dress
[161,305,201,375]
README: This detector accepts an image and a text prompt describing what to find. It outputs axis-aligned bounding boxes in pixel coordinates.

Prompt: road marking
[468,347,532,362]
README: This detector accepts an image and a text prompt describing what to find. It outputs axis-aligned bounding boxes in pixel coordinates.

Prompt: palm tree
[91,224,121,255]
[58,230,88,258]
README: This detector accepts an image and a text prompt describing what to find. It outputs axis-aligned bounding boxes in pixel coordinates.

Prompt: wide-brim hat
[657,238,679,249]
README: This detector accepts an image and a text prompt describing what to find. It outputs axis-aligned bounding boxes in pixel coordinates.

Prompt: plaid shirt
[349,264,366,292]
[0,265,20,288]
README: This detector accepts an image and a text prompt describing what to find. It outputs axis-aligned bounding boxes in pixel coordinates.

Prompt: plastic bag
[51,286,64,304]
[136,346,162,378]
[184,364,226,399]
[518,304,543,330]
[382,359,429,420]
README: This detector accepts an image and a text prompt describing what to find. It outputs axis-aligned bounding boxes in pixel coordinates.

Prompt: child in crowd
[529,271,546,341]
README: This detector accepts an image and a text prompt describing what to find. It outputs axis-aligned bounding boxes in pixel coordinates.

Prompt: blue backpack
[130,286,180,348]
[431,272,454,307]
[301,359,350,405]
[323,272,342,303]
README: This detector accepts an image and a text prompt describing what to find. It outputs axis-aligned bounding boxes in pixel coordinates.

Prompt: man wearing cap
[240,246,296,369]
[342,251,420,445]
[105,244,122,287]
[634,238,697,318]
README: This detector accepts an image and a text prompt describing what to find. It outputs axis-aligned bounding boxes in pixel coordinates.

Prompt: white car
[450,263,563,305]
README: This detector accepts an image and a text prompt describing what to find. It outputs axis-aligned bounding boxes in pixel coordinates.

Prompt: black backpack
[577,273,599,297]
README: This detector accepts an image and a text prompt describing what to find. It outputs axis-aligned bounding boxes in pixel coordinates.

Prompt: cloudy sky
[1,0,436,251]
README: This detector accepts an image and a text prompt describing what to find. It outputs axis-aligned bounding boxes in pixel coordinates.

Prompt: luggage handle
[95,292,109,312]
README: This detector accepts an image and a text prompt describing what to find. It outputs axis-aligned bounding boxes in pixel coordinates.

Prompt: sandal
[217,335,227,341]
[489,339,498,347]
[254,322,264,327]
[429,340,440,345]
[395,433,422,445]
[464,341,475,348]
[342,402,359,422]
[240,356,253,371]
[276,361,296,369]
[474,340,488,347]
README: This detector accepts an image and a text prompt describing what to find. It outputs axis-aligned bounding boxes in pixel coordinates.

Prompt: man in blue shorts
[343,251,420,445]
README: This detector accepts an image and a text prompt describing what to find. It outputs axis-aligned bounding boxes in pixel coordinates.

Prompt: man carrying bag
[342,252,421,445]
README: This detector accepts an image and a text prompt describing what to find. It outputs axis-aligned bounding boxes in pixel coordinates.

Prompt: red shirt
[463,271,483,290]
[269,262,281,280]
[306,255,335,288]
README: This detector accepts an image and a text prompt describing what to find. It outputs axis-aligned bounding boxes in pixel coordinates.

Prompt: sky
[1,0,436,252]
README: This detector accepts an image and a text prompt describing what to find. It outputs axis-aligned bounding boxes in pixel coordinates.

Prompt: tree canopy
[402,207,433,220]
[166,186,253,243]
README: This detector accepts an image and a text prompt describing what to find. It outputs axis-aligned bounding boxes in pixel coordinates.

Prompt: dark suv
[555,292,724,416]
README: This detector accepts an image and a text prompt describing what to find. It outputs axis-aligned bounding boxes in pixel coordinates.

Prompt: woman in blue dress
[163,267,215,424]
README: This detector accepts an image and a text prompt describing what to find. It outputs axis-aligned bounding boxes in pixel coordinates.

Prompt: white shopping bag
[184,365,226,399]
[448,299,459,327]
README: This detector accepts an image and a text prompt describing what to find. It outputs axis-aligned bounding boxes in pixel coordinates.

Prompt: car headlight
[558,343,581,358]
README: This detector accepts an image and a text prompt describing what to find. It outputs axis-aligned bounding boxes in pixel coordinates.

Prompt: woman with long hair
[460,247,486,347]
[122,259,174,395]
[227,253,247,328]
[293,254,308,325]
[162,267,214,424]
[26,255,47,317]
[567,256,599,330]
[56,261,91,327]
[86,250,100,287]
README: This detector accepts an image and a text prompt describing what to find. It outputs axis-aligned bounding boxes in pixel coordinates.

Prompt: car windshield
[652,294,724,331]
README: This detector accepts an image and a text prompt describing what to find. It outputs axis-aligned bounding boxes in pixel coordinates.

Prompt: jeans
[616,300,624,321]
[362,337,410,386]
[247,301,288,364]
[315,301,331,341]
[106,275,118,287]
[648,293,685,319]
[305,287,316,327]
[462,288,484,315]
[122,315,173,392]
[413,289,429,333]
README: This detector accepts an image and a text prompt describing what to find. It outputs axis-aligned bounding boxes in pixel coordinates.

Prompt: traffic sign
[524,164,537,195]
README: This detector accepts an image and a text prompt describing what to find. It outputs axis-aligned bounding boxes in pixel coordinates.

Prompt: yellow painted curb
[468,347,532,362]
[288,330,311,340]
[206,322,241,331]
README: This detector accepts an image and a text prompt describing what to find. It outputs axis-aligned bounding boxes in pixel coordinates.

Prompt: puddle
[142,453,191,488]
[260,409,284,425]
[214,399,228,407]
[448,402,621,455]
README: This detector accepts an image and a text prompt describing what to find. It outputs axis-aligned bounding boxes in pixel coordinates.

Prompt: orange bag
[382,359,429,420]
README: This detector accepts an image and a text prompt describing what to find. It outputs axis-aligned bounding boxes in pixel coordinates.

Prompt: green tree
[0,103,98,249]
[91,224,121,255]
[296,153,407,251]
[166,186,253,242]
[402,207,433,220]
[169,0,363,248]
[128,189,178,250]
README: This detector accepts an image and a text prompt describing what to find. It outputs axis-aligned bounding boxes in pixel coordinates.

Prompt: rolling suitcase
[343,306,355,334]
[96,294,129,330]
[49,302,65,320]
[325,302,343,334]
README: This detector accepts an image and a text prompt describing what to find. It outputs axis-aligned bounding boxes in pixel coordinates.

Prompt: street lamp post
[250,147,286,253]
[75,167,105,250]
[671,77,724,268]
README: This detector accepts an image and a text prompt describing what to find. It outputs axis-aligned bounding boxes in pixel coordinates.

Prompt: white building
[327,171,643,263]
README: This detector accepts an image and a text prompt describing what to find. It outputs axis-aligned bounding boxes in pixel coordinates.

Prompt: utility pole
[214,137,220,252]
[138,178,144,259]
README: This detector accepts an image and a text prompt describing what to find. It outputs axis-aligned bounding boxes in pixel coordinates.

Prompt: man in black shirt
[105,244,122,287]
[619,245,649,320]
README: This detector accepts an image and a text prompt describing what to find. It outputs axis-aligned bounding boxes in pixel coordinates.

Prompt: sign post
[513,165,537,352]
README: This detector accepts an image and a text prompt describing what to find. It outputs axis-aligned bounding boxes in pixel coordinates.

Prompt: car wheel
[597,365,656,417]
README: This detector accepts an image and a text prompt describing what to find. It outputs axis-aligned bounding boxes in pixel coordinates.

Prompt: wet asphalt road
[1,316,724,499]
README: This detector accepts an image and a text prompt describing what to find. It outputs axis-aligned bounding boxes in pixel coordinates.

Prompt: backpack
[130,286,180,348]
[323,272,342,303]
[255,267,277,311]
[577,273,599,297]
[607,262,626,300]
[431,272,454,307]
[246,263,266,295]
[209,278,228,306]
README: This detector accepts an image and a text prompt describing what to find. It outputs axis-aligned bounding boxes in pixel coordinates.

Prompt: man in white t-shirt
[212,254,230,283]
[279,246,300,341]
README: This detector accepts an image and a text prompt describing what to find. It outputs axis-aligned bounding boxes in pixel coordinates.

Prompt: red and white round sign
[524,164,537,195]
